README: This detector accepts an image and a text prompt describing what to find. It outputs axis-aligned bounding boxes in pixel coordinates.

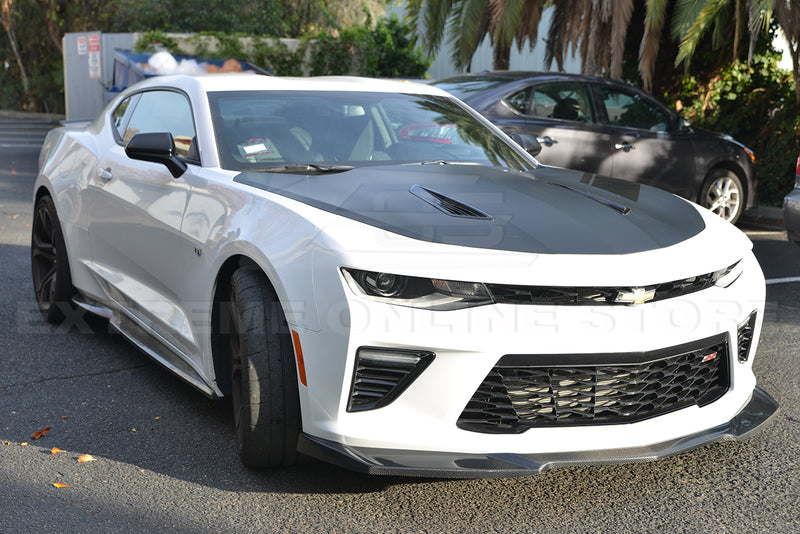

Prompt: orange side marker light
[291,330,308,387]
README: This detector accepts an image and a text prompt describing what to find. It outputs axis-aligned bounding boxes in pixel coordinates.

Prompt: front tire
[699,169,744,224]
[228,267,302,467]
[31,195,75,323]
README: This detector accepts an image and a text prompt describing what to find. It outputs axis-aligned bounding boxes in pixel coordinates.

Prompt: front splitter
[296,387,779,479]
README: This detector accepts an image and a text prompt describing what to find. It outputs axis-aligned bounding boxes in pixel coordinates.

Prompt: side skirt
[73,295,221,398]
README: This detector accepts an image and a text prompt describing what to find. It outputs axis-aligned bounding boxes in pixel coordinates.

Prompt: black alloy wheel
[31,195,75,323]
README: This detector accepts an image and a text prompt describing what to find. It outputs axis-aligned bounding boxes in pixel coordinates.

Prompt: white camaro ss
[33,73,777,477]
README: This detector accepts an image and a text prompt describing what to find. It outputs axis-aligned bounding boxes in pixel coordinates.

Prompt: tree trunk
[493,42,510,71]
[1,0,29,94]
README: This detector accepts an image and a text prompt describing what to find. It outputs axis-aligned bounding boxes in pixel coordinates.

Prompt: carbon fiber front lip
[296,387,778,479]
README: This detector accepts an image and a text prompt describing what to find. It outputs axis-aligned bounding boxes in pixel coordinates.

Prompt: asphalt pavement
[0,115,798,533]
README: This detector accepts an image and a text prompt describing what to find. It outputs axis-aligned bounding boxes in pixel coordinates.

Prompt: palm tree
[408,0,800,102]
[543,0,634,79]
[406,0,549,70]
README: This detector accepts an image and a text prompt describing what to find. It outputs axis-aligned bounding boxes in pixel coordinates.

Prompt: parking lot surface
[1,115,798,533]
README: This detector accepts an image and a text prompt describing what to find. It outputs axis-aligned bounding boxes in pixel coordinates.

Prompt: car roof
[437,71,622,85]
[129,73,449,97]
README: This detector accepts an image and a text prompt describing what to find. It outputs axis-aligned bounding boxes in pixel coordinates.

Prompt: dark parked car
[433,72,757,223]
[782,152,800,245]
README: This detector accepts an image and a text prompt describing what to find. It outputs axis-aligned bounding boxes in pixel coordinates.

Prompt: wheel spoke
[36,265,56,301]
[31,240,56,262]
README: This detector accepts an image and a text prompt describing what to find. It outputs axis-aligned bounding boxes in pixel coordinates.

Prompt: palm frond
[675,0,729,68]
[610,0,635,78]
[448,0,490,68]
[639,0,668,92]
[515,0,546,52]
[671,0,707,41]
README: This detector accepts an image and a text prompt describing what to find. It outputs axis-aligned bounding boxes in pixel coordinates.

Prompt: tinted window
[504,82,594,123]
[598,86,671,132]
[123,91,197,159]
[207,91,535,172]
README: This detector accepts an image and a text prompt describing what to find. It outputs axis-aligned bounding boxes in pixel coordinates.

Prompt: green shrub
[309,13,431,77]
[671,53,800,206]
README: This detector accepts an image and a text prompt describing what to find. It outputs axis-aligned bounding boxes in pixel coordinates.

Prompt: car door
[87,89,201,356]
[592,83,696,199]
[489,81,615,176]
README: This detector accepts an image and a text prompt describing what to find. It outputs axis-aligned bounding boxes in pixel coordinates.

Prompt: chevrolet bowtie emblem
[614,287,656,305]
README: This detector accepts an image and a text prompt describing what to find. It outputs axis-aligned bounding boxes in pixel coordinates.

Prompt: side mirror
[125,132,188,178]
[509,132,542,157]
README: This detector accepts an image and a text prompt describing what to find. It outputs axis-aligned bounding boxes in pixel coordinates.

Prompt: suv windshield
[431,76,511,101]
[207,90,534,172]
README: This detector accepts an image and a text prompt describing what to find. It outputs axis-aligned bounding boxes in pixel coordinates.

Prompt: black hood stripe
[234,164,705,255]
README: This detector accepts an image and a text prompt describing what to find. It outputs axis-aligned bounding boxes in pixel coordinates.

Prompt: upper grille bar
[486,270,720,306]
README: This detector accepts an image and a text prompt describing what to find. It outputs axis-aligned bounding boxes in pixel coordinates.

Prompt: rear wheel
[228,267,302,467]
[31,195,75,323]
[699,169,744,224]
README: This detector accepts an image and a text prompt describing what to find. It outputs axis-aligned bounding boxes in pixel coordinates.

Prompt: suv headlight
[342,268,493,310]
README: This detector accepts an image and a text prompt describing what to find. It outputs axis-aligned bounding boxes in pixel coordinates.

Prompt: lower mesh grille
[458,334,730,433]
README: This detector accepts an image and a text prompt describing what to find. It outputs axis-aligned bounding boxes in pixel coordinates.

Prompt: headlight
[341,268,493,310]
[713,260,743,288]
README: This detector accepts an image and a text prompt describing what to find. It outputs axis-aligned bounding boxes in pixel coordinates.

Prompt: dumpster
[110,49,269,92]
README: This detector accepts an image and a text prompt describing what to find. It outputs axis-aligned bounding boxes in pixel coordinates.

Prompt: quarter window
[111,94,139,140]
[122,90,198,160]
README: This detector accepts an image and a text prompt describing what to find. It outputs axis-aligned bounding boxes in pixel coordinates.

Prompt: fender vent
[410,184,494,220]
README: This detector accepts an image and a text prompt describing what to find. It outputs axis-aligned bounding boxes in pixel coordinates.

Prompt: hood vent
[547,182,631,215]
[409,184,494,220]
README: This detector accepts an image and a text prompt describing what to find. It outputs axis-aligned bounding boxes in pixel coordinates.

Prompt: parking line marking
[766,277,800,285]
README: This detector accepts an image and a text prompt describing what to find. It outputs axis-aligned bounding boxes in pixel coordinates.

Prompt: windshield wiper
[409,160,485,166]
[247,163,355,174]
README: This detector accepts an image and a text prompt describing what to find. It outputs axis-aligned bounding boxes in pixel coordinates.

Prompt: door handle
[96,168,113,183]
[614,142,635,152]
[536,136,558,147]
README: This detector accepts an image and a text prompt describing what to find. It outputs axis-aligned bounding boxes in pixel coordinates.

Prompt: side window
[506,83,595,123]
[598,86,671,132]
[111,94,139,140]
[123,90,198,160]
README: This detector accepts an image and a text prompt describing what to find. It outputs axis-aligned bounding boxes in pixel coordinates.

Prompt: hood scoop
[409,184,494,220]
[547,182,631,215]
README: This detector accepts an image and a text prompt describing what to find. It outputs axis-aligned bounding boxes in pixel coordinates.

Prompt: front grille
[458,334,730,433]
[486,271,720,306]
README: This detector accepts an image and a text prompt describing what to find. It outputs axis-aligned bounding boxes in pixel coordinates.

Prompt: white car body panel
[33,73,777,477]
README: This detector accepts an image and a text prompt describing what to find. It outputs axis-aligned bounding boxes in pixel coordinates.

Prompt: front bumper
[297,387,778,478]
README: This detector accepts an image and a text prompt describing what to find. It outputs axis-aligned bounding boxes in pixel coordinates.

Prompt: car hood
[234,164,705,255]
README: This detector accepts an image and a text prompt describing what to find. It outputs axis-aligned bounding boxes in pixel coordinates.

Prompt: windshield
[207,90,535,172]
[430,76,511,100]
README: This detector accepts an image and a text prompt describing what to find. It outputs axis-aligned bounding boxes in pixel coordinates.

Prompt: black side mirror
[509,132,542,157]
[125,132,188,178]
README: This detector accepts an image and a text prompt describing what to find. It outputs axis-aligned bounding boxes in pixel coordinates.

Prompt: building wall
[387,3,581,80]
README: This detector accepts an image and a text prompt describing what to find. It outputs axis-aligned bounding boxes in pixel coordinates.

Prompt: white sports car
[33,73,777,477]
